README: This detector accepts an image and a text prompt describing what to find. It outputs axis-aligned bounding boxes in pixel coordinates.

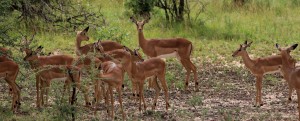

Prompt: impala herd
[1,17,300,120]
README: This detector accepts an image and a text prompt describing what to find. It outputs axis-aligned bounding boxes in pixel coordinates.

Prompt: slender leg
[152,77,160,110]
[255,76,263,107]
[296,90,300,120]
[138,81,143,111]
[158,75,170,110]
[288,85,293,103]
[180,59,191,91]
[117,87,125,120]
[109,86,114,119]
[36,75,41,108]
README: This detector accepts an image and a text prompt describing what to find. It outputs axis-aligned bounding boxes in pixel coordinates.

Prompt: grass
[2,0,300,120]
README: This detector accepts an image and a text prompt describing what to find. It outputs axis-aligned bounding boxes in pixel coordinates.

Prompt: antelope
[23,46,101,107]
[75,27,123,56]
[121,46,169,111]
[232,41,294,107]
[94,45,145,103]
[130,16,198,91]
[275,43,300,120]
[95,61,126,120]
[0,61,21,112]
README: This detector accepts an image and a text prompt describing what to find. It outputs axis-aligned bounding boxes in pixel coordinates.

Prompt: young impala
[23,46,92,107]
[232,41,294,107]
[75,27,123,56]
[130,16,198,91]
[121,46,169,111]
[275,43,300,120]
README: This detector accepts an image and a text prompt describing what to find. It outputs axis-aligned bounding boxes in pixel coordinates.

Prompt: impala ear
[83,26,89,32]
[290,44,298,50]
[35,46,43,53]
[246,41,253,47]
[275,43,281,51]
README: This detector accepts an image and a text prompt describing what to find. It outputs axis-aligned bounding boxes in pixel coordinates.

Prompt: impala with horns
[130,16,198,91]
[232,40,294,107]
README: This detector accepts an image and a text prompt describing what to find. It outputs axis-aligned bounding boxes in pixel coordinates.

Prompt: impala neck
[240,51,255,69]
[76,37,82,50]
[138,31,147,49]
[281,53,294,79]
[122,55,133,77]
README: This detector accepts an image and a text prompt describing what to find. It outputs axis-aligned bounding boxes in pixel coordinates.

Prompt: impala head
[94,40,105,53]
[276,43,298,68]
[130,16,150,32]
[232,40,253,57]
[123,46,144,62]
[76,26,90,41]
[23,46,43,61]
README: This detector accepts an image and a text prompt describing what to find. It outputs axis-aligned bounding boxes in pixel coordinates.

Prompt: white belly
[41,77,68,81]
[156,52,180,60]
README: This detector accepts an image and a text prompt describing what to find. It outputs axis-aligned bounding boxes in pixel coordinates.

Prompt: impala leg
[109,86,114,119]
[152,77,160,110]
[36,75,41,108]
[6,79,21,112]
[296,89,300,120]
[255,76,263,107]
[117,87,125,120]
[40,80,45,107]
[181,59,191,91]
[138,81,143,111]
[104,87,110,117]
[288,84,294,103]
[44,81,51,106]
[94,80,99,105]
[75,81,90,106]
[158,74,170,110]
[182,58,198,91]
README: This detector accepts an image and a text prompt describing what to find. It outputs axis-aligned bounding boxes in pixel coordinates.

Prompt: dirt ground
[0,61,299,121]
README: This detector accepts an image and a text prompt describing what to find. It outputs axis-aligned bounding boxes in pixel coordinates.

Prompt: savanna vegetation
[1,0,300,120]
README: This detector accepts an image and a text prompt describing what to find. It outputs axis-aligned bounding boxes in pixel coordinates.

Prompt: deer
[130,16,198,91]
[120,46,169,111]
[232,40,295,107]
[75,27,123,56]
[275,43,300,120]
[23,46,90,107]
[0,60,21,112]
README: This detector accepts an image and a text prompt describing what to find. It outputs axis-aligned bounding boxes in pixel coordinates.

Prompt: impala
[23,46,95,107]
[121,46,169,111]
[0,60,21,112]
[130,17,198,91]
[75,27,123,56]
[95,61,126,120]
[232,41,294,107]
[275,43,300,120]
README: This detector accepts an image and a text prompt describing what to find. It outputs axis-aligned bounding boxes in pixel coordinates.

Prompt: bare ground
[0,61,299,121]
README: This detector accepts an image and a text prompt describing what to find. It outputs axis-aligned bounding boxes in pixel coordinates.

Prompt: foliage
[125,0,156,17]
[95,25,129,44]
